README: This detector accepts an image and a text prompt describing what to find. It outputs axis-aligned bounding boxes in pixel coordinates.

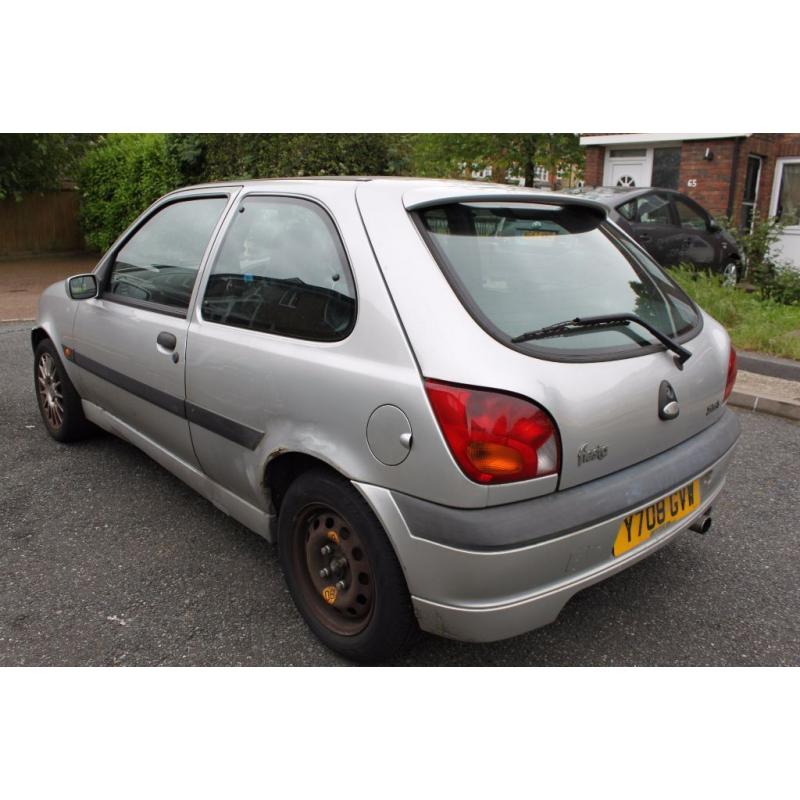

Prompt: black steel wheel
[278,468,418,663]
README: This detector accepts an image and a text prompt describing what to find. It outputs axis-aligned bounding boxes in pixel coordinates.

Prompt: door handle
[156,331,177,351]
[638,233,650,241]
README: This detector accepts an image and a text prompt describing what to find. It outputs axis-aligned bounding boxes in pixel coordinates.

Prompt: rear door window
[201,196,356,341]
[415,201,699,360]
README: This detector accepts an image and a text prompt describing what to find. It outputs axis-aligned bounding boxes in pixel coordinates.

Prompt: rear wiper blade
[511,313,692,364]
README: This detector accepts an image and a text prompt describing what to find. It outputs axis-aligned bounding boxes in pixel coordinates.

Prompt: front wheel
[277,468,418,663]
[34,339,94,442]
[721,261,739,287]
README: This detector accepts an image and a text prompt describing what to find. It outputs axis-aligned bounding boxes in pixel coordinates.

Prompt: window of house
[107,197,228,313]
[741,155,763,231]
[775,163,800,227]
[652,147,681,190]
[201,196,356,341]
[609,149,646,158]
[674,198,708,231]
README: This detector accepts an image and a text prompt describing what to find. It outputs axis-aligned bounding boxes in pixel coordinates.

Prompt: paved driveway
[1,322,798,665]
[0,253,97,321]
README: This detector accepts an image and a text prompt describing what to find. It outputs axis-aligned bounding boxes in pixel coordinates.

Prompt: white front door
[604,148,651,188]
[770,158,800,271]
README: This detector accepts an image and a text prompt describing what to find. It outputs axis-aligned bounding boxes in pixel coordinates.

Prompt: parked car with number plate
[33,178,740,662]
[567,186,743,285]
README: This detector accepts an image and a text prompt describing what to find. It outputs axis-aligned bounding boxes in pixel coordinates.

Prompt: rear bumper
[354,409,740,643]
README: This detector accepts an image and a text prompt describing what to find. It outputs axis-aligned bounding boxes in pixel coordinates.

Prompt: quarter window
[108,197,227,312]
[674,199,708,231]
[202,196,356,341]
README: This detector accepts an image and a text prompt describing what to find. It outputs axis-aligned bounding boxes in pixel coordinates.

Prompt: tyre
[277,467,418,663]
[721,261,739,287]
[34,338,94,442]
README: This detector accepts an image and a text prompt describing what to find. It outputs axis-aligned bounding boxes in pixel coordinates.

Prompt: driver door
[71,191,233,467]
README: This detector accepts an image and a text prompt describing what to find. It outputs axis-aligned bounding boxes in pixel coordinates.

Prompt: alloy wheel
[37,352,64,430]
[722,262,738,288]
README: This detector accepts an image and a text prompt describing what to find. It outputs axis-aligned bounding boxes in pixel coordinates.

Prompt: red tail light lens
[424,379,560,484]
[723,346,737,402]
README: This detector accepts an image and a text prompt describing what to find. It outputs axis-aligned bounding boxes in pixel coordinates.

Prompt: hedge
[78,133,402,251]
[78,134,181,252]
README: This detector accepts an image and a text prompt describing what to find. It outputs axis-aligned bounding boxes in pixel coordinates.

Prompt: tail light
[424,379,560,485]
[723,346,737,402]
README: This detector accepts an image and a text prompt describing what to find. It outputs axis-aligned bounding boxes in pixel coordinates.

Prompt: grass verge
[669,267,800,361]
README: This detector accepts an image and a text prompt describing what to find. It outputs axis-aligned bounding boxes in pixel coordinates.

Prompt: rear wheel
[278,468,418,663]
[34,339,93,442]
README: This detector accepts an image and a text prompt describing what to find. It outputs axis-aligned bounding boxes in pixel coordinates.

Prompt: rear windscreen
[415,201,700,359]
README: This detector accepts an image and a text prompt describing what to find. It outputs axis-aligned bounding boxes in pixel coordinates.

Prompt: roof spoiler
[403,191,609,220]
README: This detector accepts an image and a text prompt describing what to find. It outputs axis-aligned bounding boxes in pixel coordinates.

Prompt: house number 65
[687,178,698,188]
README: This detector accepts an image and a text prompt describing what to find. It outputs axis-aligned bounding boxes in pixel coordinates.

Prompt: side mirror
[67,274,98,300]
[708,219,721,233]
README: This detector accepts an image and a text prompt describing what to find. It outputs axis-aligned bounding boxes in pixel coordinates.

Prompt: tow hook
[690,509,713,535]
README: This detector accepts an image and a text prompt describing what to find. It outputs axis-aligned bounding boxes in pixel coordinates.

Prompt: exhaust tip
[690,514,713,535]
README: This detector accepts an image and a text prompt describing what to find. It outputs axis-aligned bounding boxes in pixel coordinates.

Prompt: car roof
[167,177,610,219]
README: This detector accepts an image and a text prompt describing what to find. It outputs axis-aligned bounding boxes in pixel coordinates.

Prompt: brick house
[580,133,800,268]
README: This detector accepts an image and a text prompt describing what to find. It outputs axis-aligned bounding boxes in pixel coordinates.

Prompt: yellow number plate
[613,480,701,557]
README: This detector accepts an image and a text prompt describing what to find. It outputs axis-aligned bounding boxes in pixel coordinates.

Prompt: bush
[78,134,181,252]
[669,265,800,360]
[716,215,786,286]
[759,265,800,306]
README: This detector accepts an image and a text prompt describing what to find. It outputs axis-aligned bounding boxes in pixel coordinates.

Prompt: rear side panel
[356,180,732,500]
[183,181,495,510]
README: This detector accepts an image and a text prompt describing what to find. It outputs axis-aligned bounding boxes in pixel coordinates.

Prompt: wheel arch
[31,325,50,352]
[264,450,347,515]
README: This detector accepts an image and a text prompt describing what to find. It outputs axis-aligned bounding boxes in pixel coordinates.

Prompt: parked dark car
[567,187,742,285]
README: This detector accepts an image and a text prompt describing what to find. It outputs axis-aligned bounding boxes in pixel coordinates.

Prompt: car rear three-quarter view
[32,178,740,662]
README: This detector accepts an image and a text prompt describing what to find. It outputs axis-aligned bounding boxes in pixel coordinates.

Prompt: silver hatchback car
[33,178,740,662]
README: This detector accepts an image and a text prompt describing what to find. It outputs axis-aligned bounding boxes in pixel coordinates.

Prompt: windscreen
[416,201,700,358]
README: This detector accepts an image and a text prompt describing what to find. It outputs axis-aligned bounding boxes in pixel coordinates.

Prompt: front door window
[107,197,228,313]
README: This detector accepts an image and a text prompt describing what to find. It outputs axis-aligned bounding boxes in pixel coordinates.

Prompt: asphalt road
[2,322,799,666]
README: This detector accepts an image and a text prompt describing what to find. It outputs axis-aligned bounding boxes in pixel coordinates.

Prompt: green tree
[0,133,94,200]
[408,133,583,187]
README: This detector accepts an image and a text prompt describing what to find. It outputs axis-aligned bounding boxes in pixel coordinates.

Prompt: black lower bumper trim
[392,409,741,552]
